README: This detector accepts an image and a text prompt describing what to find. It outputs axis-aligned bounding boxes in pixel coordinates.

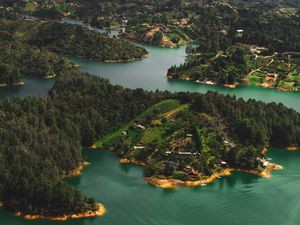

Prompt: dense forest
[29,22,148,61]
[0,68,299,217]
[0,38,73,85]
[0,19,148,62]
[0,18,148,85]
[0,0,299,218]
[0,72,167,217]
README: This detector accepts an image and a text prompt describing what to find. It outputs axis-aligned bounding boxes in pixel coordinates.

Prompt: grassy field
[94,99,184,147]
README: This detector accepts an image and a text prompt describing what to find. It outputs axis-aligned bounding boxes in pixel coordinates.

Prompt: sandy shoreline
[145,169,233,189]
[145,162,284,189]
[120,158,146,166]
[0,81,24,88]
[15,203,105,221]
[44,74,57,79]
[62,161,90,179]
[287,147,300,151]
[240,163,283,178]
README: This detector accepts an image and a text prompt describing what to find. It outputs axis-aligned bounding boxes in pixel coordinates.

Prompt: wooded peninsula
[0,18,148,86]
[0,0,299,221]
[0,72,299,218]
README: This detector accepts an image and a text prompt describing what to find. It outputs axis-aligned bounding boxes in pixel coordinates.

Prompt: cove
[1,147,300,225]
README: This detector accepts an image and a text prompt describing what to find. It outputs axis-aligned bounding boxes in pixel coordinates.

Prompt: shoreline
[145,169,233,189]
[0,81,24,88]
[144,163,283,189]
[287,147,300,151]
[15,203,105,221]
[166,76,299,92]
[62,161,90,179]
[44,74,57,79]
[103,53,149,63]
[92,145,286,189]
[120,158,146,166]
[239,163,284,178]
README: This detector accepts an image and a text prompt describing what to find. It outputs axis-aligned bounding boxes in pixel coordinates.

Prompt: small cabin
[178,151,192,155]
[236,29,244,37]
[265,73,278,82]
[134,123,146,130]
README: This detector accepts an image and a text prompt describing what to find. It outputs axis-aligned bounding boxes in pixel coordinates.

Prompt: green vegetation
[168,45,300,91]
[0,64,299,217]
[0,0,300,218]
[30,22,148,61]
[168,45,248,85]
[0,38,73,86]
[0,18,148,86]
[0,19,148,62]
[121,24,191,48]
[0,72,167,217]
[99,92,300,180]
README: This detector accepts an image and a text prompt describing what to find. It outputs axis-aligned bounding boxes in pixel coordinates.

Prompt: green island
[0,38,74,87]
[0,72,299,219]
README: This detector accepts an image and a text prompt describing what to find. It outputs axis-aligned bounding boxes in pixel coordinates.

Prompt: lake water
[0,42,300,225]
[1,45,299,111]
[1,148,300,225]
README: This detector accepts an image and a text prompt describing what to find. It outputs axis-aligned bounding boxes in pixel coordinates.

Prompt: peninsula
[94,95,299,188]
[0,18,148,87]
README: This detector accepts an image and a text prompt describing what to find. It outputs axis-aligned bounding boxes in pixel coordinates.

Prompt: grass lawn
[142,127,163,144]
[94,99,182,147]
[247,71,265,84]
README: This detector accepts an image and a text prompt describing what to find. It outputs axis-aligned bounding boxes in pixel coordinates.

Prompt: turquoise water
[69,45,300,111]
[1,148,299,225]
[0,43,299,111]
[0,42,299,225]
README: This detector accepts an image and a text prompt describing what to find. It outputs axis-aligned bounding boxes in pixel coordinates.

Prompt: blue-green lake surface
[0,43,299,225]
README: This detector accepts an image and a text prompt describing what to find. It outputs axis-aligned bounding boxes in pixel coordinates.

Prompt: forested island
[0,70,299,218]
